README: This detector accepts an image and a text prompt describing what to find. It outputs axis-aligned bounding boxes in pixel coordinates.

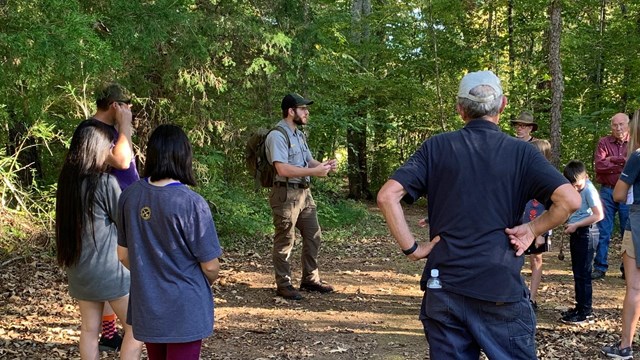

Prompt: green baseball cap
[95,82,132,107]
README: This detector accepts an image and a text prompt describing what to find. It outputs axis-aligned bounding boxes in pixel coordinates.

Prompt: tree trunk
[507,0,514,84]
[486,3,494,45]
[347,0,372,200]
[347,123,369,199]
[548,0,564,168]
[595,0,606,91]
[427,0,446,132]
[619,6,639,113]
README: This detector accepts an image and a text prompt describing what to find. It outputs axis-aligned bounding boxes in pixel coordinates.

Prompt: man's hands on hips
[407,235,441,261]
[505,224,535,256]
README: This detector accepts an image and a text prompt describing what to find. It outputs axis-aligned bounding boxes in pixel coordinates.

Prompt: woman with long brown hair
[56,122,141,359]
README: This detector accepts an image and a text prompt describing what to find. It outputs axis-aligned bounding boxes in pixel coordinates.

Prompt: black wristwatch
[402,241,418,256]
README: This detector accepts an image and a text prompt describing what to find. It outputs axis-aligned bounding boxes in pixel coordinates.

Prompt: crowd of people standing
[55,84,223,360]
[54,85,336,359]
[378,70,640,360]
[53,74,640,360]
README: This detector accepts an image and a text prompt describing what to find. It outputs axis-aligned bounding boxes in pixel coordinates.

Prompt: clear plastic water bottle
[426,269,442,289]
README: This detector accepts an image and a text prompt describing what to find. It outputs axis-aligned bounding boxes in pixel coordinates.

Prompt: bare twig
[0,256,26,268]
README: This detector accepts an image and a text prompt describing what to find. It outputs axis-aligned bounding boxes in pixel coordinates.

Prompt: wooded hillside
[2,0,639,253]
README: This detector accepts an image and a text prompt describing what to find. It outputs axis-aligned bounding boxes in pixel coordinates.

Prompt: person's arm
[106,103,134,170]
[613,179,632,203]
[377,179,441,261]
[308,158,338,172]
[308,159,322,168]
[534,234,546,247]
[531,207,550,247]
[273,161,332,178]
[506,183,581,256]
[267,130,332,178]
[200,258,220,285]
[565,203,604,233]
[594,139,624,173]
[564,200,603,234]
[117,245,130,270]
[103,175,122,222]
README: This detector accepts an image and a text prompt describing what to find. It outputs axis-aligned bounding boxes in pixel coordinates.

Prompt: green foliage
[0,122,57,259]
[198,184,274,248]
[192,147,276,248]
[195,174,372,250]
[320,210,388,245]
[4,0,640,255]
[316,196,370,231]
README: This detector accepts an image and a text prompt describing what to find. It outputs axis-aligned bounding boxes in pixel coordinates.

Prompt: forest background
[2,0,640,258]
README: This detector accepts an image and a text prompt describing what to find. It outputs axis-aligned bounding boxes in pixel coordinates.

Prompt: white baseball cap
[457,70,503,103]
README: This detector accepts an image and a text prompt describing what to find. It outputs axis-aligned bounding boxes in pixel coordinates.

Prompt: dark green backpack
[245,126,290,188]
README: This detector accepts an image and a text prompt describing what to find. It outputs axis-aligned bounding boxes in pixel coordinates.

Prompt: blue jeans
[594,186,628,272]
[420,288,536,360]
[570,225,599,313]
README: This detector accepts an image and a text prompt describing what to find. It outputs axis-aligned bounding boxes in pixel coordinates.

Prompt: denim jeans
[420,288,536,360]
[594,186,629,272]
[570,225,599,313]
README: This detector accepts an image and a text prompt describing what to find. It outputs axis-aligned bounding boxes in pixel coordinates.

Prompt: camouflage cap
[95,82,131,108]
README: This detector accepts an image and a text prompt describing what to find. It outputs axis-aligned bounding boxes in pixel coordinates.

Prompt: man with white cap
[377,70,580,359]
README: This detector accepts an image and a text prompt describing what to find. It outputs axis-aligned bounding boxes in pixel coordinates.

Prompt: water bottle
[426,269,442,289]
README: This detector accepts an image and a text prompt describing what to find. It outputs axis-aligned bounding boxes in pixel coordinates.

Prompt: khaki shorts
[622,231,635,259]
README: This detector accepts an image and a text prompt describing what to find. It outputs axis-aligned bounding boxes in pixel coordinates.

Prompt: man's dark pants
[420,288,536,360]
[570,225,599,313]
[269,186,321,288]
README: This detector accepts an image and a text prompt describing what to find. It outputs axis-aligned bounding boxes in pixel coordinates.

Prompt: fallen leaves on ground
[0,205,630,359]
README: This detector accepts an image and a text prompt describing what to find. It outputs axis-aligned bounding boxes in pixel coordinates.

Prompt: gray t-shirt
[567,179,601,224]
[66,174,130,301]
[117,179,222,343]
[265,120,313,184]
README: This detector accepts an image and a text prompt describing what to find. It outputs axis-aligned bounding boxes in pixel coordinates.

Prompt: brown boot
[276,285,303,300]
[300,281,334,293]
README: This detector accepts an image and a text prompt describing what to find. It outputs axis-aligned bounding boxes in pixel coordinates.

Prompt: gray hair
[457,85,503,119]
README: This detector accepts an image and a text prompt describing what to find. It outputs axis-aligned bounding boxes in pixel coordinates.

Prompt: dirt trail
[0,205,629,359]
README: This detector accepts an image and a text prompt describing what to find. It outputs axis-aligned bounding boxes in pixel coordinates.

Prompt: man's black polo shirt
[391,119,568,302]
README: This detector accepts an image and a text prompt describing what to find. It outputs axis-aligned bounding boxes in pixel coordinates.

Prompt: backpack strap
[270,126,291,186]
[272,126,291,149]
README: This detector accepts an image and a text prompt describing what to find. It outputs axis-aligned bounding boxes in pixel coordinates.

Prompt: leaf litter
[0,205,630,359]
